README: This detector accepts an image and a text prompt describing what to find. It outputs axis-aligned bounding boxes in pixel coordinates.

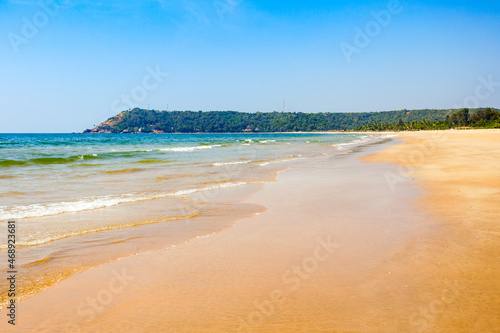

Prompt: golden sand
[1,131,499,332]
[364,129,500,332]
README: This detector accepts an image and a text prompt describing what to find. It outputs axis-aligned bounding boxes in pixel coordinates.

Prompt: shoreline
[2,127,496,135]
[2,137,431,332]
[2,130,498,331]
[1,132,352,311]
[0,132,387,312]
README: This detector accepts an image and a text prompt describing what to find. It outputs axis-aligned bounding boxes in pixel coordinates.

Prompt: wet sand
[2,131,499,332]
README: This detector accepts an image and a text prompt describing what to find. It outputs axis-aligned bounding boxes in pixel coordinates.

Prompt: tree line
[355,108,500,131]
[86,108,494,133]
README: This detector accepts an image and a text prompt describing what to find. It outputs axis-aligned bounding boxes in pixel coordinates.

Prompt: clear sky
[1,0,499,132]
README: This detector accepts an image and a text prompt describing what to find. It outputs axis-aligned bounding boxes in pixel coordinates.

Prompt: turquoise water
[0,132,383,247]
[0,133,373,215]
[0,132,385,307]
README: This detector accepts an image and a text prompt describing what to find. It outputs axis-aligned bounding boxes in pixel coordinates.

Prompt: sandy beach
[2,130,499,332]
[364,129,500,332]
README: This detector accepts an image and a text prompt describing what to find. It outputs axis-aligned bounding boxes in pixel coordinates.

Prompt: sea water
[0,132,379,308]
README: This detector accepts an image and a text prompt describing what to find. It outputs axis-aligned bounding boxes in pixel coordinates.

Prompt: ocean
[0,132,386,308]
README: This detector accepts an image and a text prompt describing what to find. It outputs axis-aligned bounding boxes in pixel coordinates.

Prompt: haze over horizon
[1,0,500,133]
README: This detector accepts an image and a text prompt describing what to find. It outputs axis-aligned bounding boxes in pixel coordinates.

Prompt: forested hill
[84,108,484,133]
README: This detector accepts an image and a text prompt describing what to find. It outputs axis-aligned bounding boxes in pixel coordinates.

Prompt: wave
[72,154,100,160]
[159,145,221,152]
[194,179,231,185]
[1,154,99,167]
[333,134,396,150]
[333,135,374,149]
[29,157,79,164]
[0,191,26,197]
[0,159,29,167]
[0,143,215,168]
[156,174,194,181]
[0,207,263,311]
[103,168,145,174]
[69,163,104,168]
[0,182,248,220]
[169,182,247,196]
[212,161,251,167]
[23,256,54,266]
[258,155,305,167]
[133,159,169,164]
[0,150,159,168]
[0,214,199,249]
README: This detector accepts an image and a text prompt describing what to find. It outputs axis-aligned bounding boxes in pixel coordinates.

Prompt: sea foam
[0,182,248,220]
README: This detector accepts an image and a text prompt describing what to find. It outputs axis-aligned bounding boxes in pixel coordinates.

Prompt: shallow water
[0,132,386,308]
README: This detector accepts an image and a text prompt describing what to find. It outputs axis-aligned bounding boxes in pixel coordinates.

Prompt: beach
[0,133,370,308]
[1,130,499,332]
[364,129,500,332]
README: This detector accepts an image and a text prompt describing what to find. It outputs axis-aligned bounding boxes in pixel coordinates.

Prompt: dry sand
[363,129,500,332]
[2,130,499,332]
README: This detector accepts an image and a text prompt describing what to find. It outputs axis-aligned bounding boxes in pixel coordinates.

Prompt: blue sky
[1,0,499,132]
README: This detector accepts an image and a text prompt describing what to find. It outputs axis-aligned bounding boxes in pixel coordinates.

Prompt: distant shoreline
[2,127,498,135]
[84,107,500,134]
[0,128,495,135]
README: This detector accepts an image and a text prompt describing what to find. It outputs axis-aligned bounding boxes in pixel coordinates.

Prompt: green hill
[84,108,497,133]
